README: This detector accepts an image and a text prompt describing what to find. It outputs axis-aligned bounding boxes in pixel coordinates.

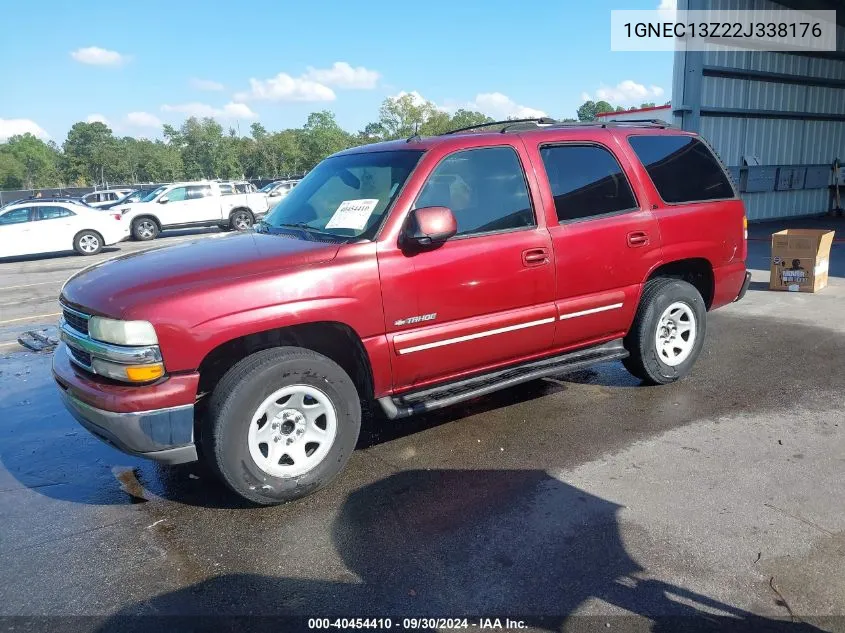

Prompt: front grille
[69,346,92,368]
[62,307,89,335]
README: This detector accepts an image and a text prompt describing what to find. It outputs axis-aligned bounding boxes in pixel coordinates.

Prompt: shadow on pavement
[86,470,824,632]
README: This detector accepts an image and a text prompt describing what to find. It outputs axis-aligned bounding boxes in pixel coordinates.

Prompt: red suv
[54,119,750,504]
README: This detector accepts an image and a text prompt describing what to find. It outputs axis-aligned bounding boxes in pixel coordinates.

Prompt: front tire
[230,209,254,231]
[202,347,361,505]
[132,217,159,241]
[623,278,706,385]
[74,230,103,256]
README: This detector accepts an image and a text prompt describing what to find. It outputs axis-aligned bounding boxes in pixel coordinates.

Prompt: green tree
[164,117,240,180]
[640,102,656,108]
[577,100,615,121]
[0,152,25,189]
[63,121,116,185]
[0,134,61,188]
[377,94,441,140]
[301,111,353,170]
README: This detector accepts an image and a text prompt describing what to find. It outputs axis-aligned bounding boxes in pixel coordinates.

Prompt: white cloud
[234,72,335,102]
[583,80,666,105]
[70,46,127,66]
[469,92,547,119]
[439,92,546,119]
[0,118,49,141]
[189,77,225,91]
[304,62,380,89]
[390,90,433,108]
[86,113,110,125]
[161,101,258,120]
[125,111,162,128]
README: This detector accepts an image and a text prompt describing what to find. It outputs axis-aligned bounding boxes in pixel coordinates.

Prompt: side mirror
[269,191,280,197]
[158,196,169,204]
[403,206,457,247]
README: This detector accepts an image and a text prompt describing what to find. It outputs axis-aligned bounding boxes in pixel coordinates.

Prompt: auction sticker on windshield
[325,199,379,230]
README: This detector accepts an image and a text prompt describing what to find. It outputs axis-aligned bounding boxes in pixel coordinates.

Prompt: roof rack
[441,117,558,135]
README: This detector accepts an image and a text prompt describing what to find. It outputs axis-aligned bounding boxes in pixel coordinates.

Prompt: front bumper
[53,344,198,464]
[734,271,752,302]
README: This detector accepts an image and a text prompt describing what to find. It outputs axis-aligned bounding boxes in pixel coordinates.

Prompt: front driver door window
[379,145,556,389]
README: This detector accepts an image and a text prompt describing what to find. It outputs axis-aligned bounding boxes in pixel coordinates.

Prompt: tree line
[0,96,666,190]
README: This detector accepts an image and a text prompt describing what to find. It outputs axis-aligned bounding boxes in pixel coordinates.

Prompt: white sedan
[0,201,130,258]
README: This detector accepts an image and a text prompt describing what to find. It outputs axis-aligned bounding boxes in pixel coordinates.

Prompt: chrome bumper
[57,382,197,465]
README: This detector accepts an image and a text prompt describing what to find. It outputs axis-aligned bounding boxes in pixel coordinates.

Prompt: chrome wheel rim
[655,301,697,367]
[234,213,252,230]
[137,220,155,239]
[79,234,100,253]
[247,385,338,478]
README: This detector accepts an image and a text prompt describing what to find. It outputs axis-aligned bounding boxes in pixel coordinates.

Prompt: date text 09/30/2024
[308,618,528,630]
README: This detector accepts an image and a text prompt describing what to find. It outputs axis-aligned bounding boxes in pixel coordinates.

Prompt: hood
[61,232,341,318]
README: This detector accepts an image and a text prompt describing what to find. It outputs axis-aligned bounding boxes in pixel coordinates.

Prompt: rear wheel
[132,217,159,241]
[623,278,706,385]
[230,209,254,231]
[74,231,103,256]
[202,347,361,505]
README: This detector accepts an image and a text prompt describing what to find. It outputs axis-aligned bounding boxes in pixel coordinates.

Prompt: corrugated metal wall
[673,0,845,220]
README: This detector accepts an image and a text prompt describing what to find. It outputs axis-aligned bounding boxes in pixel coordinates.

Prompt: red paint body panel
[57,125,748,409]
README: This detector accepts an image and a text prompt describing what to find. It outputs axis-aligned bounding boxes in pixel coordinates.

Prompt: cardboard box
[769,229,835,293]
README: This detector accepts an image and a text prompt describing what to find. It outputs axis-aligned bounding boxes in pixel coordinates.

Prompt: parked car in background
[54,120,749,504]
[260,179,299,205]
[82,189,135,208]
[100,188,158,210]
[0,200,129,257]
[114,181,270,241]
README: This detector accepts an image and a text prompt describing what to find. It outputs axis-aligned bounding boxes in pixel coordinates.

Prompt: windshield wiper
[275,222,347,241]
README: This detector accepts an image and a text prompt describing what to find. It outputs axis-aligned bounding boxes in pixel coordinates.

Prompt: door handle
[627,231,649,247]
[522,248,549,266]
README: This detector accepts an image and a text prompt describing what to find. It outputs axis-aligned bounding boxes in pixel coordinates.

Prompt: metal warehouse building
[673,0,845,220]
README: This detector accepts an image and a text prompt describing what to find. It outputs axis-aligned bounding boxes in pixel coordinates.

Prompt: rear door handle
[627,231,649,247]
[522,247,549,267]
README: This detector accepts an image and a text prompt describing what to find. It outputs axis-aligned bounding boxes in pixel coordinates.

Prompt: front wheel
[132,217,159,241]
[74,231,103,256]
[623,278,706,385]
[202,347,361,505]
[230,209,254,231]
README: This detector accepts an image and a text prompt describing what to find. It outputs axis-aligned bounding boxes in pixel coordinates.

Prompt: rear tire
[202,347,361,505]
[230,209,254,231]
[73,230,103,256]
[623,278,706,385]
[132,217,159,241]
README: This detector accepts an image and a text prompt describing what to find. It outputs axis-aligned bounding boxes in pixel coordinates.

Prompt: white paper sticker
[325,199,379,230]
[788,283,800,292]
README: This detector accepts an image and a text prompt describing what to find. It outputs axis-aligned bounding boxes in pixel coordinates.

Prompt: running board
[378,339,629,420]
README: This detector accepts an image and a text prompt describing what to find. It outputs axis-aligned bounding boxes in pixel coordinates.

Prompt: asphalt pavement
[0,226,843,632]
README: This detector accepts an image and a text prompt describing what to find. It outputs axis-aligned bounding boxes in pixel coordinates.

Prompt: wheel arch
[197,320,375,405]
[73,228,104,248]
[645,257,715,309]
[131,214,162,230]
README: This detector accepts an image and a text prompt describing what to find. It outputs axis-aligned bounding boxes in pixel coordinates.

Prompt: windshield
[141,186,167,203]
[260,182,276,193]
[262,150,423,240]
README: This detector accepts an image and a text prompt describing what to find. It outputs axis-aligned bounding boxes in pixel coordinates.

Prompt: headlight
[88,317,158,346]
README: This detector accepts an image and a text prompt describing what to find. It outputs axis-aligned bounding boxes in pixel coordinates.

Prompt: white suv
[115,181,270,241]
[81,189,135,208]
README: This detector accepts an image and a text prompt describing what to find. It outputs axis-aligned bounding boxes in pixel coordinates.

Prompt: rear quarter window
[628,135,735,204]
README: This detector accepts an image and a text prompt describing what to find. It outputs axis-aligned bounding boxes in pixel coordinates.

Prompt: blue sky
[0,0,672,142]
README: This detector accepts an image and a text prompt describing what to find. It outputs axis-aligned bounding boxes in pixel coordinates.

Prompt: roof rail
[441,117,558,135]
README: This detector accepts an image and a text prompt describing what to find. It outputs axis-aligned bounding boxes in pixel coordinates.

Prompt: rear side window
[186,185,212,199]
[0,208,31,225]
[415,146,534,237]
[539,145,637,223]
[36,206,75,220]
[628,135,735,203]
